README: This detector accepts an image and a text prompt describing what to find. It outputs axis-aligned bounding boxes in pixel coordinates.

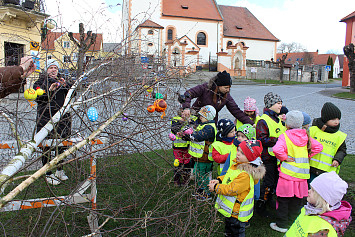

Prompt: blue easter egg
[87,107,98,122]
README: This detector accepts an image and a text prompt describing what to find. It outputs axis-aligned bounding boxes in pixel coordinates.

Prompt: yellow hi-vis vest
[188,122,217,158]
[215,169,254,222]
[280,133,310,179]
[171,116,189,148]
[309,126,347,173]
[285,207,337,237]
[209,141,237,175]
[259,114,286,156]
[235,116,260,130]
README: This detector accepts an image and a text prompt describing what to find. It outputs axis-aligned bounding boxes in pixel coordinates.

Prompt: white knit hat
[286,110,304,129]
[45,59,59,71]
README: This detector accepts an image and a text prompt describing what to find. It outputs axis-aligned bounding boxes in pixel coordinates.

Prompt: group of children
[170,92,351,237]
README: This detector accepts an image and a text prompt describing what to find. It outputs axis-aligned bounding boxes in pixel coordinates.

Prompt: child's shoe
[46,174,61,185]
[55,170,68,181]
[270,223,288,233]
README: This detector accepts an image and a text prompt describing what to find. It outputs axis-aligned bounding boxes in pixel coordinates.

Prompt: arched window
[148,43,153,46]
[148,30,154,35]
[197,32,206,45]
[167,29,173,40]
[227,41,233,47]
[240,42,245,46]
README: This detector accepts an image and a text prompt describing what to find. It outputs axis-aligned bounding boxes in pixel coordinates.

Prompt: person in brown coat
[0,56,35,99]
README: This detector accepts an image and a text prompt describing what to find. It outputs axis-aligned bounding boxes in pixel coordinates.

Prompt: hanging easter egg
[35,87,45,96]
[174,159,180,167]
[87,107,98,122]
[24,88,37,101]
[146,87,153,93]
[154,99,167,112]
[147,105,155,113]
[168,133,176,141]
[154,93,164,99]
[122,113,128,121]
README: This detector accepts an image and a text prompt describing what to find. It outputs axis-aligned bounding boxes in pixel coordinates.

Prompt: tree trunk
[343,43,355,93]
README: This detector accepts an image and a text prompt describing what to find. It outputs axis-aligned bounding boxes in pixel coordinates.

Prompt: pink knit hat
[310,171,348,207]
[244,97,259,116]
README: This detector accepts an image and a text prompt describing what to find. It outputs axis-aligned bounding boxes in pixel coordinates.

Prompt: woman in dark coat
[181,71,253,125]
[34,59,72,185]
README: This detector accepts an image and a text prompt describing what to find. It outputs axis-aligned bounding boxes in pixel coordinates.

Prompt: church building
[122,0,279,76]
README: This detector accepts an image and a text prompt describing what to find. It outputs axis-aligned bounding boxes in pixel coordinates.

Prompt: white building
[122,0,279,76]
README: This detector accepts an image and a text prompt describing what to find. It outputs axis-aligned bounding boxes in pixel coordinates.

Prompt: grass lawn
[0,151,354,236]
[332,92,355,100]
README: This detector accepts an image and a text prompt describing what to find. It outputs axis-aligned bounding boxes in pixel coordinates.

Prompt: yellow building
[0,0,47,66]
[41,31,103,71]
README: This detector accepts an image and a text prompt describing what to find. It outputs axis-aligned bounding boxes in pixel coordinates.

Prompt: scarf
[304,201,341,215]
[313,118,340,134]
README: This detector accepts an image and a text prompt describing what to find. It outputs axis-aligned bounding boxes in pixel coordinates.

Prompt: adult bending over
[181,70,253,124]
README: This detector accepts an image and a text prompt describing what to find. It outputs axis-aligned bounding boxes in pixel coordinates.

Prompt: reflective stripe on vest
[260,114,286,156]
[279,133,310,179]
[285,207,337,237]
[188,123,217,158]
[215,169,254,221]
[210,141,237,174]
[309,126,347,173]
[173,137,189,148]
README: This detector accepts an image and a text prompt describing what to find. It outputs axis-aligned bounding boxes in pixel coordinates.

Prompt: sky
[45,0,353,54]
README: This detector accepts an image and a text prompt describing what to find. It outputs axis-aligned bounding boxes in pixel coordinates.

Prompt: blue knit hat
[302,112,311,126]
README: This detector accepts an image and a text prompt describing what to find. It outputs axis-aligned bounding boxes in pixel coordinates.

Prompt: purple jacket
[182,81,253,124]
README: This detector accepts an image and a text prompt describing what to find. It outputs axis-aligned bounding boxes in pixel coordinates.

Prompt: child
[170,108,197,186]
[270,111,323,233]
[183,105,217,200]
[220,124,256,176]
[235,96,260,129]
[302,111,312,130]
[256,92,286,217]
[208,140,266,237]
[285,171,352,236]
[309,102,347,181]
[210,119,236,176]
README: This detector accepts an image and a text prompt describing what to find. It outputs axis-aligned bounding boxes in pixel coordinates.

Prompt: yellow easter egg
[24,88,37,101]
[146,87,153,93]
[36,88,45,96]
[174,159,180,167]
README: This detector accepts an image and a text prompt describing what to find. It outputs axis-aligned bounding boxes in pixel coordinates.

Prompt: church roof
[138,19,164,29]
[162,0,222,21]
[340,11,355,22]
[219,6,279,42]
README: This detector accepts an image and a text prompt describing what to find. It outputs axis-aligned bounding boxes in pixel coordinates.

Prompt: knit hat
[279,106,289,115]
[310,171,348,207]
[244,97,259,115]
[215,70,232,86]
[45,59,59,71]
[321,102,341,123]
[237,124,256,140]
[198,105,216,121]
[217,119,235,137]
[264,92,282,108]
[286,110,304,129]
[302,112,311,126]
[239,140,263,163]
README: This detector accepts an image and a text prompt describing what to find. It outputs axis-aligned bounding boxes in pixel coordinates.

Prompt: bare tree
[302,52,314,65]
[277,42,306,53]
[278,53,288,83]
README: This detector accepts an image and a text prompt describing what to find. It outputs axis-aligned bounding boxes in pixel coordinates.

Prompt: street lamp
[41,19,57,42]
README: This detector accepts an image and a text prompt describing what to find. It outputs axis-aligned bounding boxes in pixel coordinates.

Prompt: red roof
[138,20,164,29]
[219,6,279,42]
[42,31,103,51]
[313,54,337,65]
[162,0,222,21]
[340,11,355,22]
[276,52,318,65]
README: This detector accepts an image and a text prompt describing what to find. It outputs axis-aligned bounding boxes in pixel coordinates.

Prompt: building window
[72,53,78,61]
[63,41,70,48]
[148,43,153,46]
[148,30,154,35]
[240,42,245,46]
[63,56,71,62]
[197,32,206,45]
[227,41,233,47]
[47,55,52,60]
[167,29,173,40]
